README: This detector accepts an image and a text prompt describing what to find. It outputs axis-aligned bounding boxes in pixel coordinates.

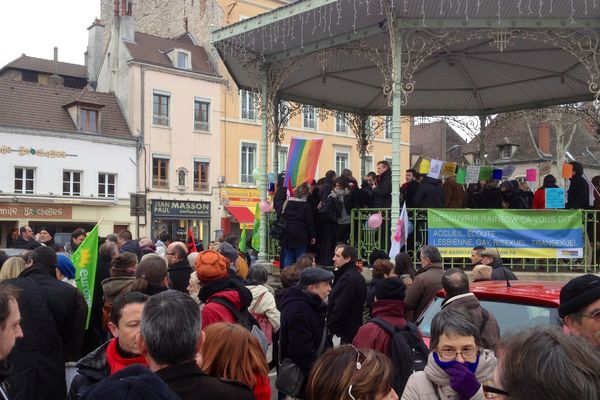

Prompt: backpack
[370,318,429,395]
[209,296,269,353]
[317,195,338,223]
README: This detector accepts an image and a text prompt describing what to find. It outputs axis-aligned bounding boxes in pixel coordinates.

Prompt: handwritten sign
[428,159,444,179]
[545,188,565,209]
[466,166,481,184]
[442,162,457,177]
[419,159,431,174]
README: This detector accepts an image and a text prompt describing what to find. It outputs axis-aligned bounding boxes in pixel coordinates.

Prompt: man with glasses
[11,226,35,249]
[559,274,600,349]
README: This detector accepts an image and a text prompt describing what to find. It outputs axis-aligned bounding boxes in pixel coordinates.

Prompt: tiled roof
[124,32,218,77]
[411,121,469,164]
[0,79,131,138]
[2,55,87,78]
[467,113,600,167]
[63,89,105,108]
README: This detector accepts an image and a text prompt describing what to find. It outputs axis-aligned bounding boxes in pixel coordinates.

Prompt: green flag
[239,224,247,252]
[72,223,99,329]
[251,202,261,251]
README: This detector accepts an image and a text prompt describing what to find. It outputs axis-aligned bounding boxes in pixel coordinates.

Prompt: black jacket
[80,364,180,400]
[10,236,36,249]
[281,199,316,248]
[489,258,518,281]
[327,262,367,343]
[168,260,192,293]
[155,360,254,400]
[280,286,329,381]
[68,341,110,399]
[401,180,420,208]
[413,176,444,208]
[372,169,392,208]
[567,174,590,209]
[5,265,87,400]
[120,240,142,260]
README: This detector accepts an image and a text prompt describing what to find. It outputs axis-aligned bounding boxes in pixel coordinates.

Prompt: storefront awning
[225,205,255,224]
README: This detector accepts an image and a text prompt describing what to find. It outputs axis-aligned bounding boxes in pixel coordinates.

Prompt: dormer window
[166,48,191,70]
[177,52,189,69]
[500,144,516,159]
[80,109,98,132]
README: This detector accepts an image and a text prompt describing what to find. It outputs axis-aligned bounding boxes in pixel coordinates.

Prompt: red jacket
[253,374,271,400]
[201,290,242,330]
[352,299,410,354]
[532,188,546,209]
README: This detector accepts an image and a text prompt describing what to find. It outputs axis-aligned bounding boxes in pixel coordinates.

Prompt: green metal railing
[350,208,599,274]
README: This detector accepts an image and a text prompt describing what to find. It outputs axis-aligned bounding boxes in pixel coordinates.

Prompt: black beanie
[375,277,406,301]
[40,226,56,238]
[369,249,389,267]
[559,274,600,318]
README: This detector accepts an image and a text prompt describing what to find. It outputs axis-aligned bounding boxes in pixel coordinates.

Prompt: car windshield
[417,297,562,337]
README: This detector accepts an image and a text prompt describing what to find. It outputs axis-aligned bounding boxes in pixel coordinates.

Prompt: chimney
[48,47,64,87]
[538,122,551,155]
[86,19,105,83]
[118,1,135,42]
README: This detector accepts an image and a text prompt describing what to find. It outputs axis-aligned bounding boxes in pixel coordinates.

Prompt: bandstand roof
[212,0,600,116]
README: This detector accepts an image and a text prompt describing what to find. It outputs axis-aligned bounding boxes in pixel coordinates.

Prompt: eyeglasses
[581,309,600,321]
[483,384,509,396]
[347,346,365,400]
[437,348,479,360]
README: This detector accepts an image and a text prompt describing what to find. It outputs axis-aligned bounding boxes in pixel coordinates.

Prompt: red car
[416,280,564,347]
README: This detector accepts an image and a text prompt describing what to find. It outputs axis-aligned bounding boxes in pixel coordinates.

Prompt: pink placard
[526,168,537,182]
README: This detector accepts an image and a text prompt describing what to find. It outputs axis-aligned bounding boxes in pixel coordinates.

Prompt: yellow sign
[220,187,260,207]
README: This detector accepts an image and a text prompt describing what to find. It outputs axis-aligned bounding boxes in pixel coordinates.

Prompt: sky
[0,0,100,68]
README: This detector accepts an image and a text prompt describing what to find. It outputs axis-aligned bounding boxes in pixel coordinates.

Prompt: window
[278,146,289,173]
[98,173,116,197]
[335,152,349,176]
[14,167,34,194]
[278,101,290,127]
[303,105,316,129]
[194,160,210,191]
[500,145,513,159]
[241,142,257,184]
[364,156,374,174]
[384,116,392,139]
[194,99,210,131]
[385,157,393,167]
[240,90,255,120]
[152,156,169,188]
[80,109,98,132]
[335,112,347,133]
[177,52,188,69]
[473,154,482,166]
[62,171,81,196]
[21,70,38,83]
[153,91,170,126]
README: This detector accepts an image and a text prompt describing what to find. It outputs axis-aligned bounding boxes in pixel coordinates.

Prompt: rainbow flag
[283,138,323,188]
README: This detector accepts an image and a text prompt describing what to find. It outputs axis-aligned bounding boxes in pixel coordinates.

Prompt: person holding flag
[280,183,316,267]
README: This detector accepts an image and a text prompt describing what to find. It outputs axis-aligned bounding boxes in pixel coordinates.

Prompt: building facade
[0,79,137,246]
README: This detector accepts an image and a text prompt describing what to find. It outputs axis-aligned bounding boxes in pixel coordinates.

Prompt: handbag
[250,292,273,345]
[275,325,328,397]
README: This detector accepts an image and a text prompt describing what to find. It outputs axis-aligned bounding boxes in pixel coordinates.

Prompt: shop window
[153,157,169,188]
[194,160,210,191]
[14,167,34,194]
[63,171,81,196]
[98,173,116,197]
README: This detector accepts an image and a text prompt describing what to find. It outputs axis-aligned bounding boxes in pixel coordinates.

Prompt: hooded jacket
[402,350,497,400]
[353,299,411,354]
[441,293,500,350]
[199,278,254,330]
[101,277,135,303]
[327,262,367,343]
[120,240,142,260]
[488,258,517,281]
[281,198,316,248]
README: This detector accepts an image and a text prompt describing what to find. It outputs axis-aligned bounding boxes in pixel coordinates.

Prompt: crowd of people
[1,223,598,400]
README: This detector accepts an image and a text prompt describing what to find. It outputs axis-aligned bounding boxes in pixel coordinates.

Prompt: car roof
[436,280,564,308]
